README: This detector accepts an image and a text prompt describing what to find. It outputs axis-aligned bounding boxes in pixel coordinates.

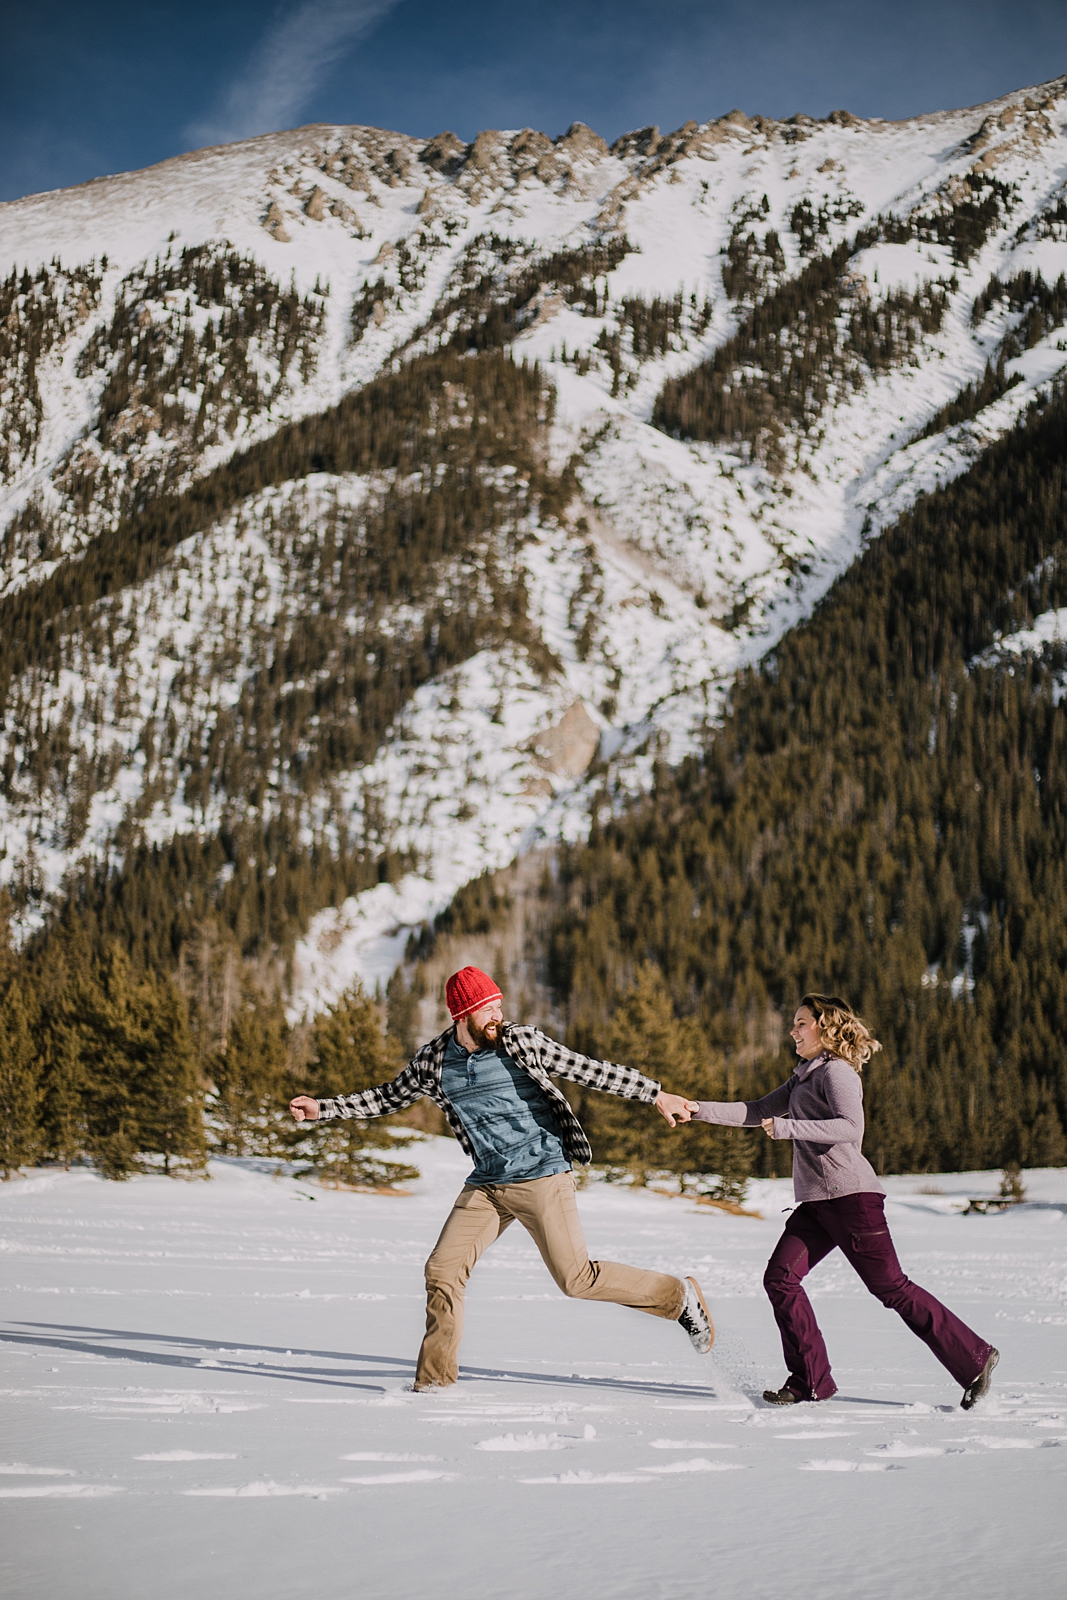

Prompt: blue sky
[2,0,1064,201]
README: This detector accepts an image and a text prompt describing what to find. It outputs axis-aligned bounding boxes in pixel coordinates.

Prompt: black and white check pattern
[317,1022,660,1166]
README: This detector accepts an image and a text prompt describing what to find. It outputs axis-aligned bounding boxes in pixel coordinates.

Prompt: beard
[467,1015,503,1050]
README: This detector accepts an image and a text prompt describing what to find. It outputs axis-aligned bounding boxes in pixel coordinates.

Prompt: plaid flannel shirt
[316,1022,661,1167]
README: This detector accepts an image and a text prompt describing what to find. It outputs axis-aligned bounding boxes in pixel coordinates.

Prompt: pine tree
[303,985,419,1189]
[74,946,145,1179]
[41,1026,88,1169]
[211,991,289,1157]
[58,945,205,1178]
[0,979,41,1178]
[570,965,732,1182]
[131,970,206,1174]
[386,966,422,1057]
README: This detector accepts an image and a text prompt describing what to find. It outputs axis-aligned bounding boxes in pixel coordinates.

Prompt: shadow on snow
[2,1321,731,1400]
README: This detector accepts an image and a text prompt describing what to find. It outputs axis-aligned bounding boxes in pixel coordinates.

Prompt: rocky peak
[420,130,469,176]
[554,122,610,162]
[611,126,660,159]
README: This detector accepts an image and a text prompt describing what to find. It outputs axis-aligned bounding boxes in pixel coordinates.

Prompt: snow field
[1,1139,1064,1600]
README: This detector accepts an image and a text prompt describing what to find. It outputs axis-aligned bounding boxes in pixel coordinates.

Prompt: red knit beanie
[445,966,503,1021]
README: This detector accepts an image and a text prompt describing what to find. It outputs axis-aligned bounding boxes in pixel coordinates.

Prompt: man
[290,965,713,1390]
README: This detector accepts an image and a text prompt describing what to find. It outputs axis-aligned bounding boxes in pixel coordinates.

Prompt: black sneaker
[762,1386,803,1405]
[961,1348,999,1410]
[678,1275,715,1353]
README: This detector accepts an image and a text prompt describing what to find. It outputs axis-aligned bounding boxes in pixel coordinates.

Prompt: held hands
[289,1096,321,1123]
[761,1117,777,1138]
[656,1092,700,1128]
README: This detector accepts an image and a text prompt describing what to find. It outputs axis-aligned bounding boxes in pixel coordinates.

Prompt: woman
[691,994,999,1408]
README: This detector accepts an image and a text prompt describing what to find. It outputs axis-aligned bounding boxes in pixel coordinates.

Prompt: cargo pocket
[850,1228,890,1255]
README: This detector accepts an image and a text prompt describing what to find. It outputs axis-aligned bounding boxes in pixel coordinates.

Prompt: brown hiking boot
[762,1386,803,1405]
[961,1348,999,1410]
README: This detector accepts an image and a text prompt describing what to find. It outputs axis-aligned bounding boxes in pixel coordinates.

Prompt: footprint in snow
[135,1451,239,1461]
[185,1481,346,1498]
[649,1440,738,1450]
[340,1470,455,1485]
[965,1436,1039,1450]
[0,1483,123,1498]
[476,1426,596,1452]
[864,1441,953,1458]
[522,1470,650,1485]
[340,1452,438,1462]
[773,1431,854,1440]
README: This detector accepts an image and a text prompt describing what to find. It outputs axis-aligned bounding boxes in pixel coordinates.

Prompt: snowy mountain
[2,77,1066,1008]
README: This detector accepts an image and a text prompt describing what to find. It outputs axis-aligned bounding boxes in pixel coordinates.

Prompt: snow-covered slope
[2,79,1067,1002]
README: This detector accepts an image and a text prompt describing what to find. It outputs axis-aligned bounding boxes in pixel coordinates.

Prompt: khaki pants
[414,1171,686,1389]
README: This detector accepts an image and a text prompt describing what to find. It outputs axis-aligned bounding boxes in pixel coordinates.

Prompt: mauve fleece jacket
[692,1049,884,1203]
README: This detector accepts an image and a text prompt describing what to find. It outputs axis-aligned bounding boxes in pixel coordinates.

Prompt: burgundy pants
[763,1192,992,1401]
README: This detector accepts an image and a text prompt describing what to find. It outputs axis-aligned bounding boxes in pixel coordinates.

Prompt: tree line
[0,910,423,1188]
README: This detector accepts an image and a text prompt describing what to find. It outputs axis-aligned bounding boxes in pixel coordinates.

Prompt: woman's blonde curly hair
[800,993,882,1073]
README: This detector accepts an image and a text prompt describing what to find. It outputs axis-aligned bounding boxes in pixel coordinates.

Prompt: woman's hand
[289,1096,321,1123]
[761,1117,776,1138]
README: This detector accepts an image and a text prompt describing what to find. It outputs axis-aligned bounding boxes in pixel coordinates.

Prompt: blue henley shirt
[440,1033,571,1187]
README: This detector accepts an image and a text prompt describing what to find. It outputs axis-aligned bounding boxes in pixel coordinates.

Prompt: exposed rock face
[531,702,601,779]
[328,196,364,234]
[382,147,412,187]
[303,186,326,221]
[459,130,513,200]
[611,126,660,159]
[966,96,1056,172]
[262,200,290,242]
[554,122,610,162]
[420,131,468,175]
[465,129,508,170]
[511,128,553,161]
[340,153,371,191]
[510,128,557,183]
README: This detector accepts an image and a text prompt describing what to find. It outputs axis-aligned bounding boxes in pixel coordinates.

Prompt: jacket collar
[794,1048,830,1082]
[419,1026,456,1070]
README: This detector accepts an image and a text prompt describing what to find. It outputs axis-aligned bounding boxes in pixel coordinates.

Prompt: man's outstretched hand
[656,1092,700,1127]
[289,1096,321,1123]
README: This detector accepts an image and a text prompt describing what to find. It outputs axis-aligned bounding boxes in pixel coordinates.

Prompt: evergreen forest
[546,381,1067,1181]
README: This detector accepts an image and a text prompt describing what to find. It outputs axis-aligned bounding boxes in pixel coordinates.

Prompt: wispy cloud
[185,0,402,148]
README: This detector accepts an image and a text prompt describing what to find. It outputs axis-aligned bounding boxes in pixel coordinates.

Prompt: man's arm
[520,1028,696,1124]
[289,1061,427,1124]
[528,1029,659,1100]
